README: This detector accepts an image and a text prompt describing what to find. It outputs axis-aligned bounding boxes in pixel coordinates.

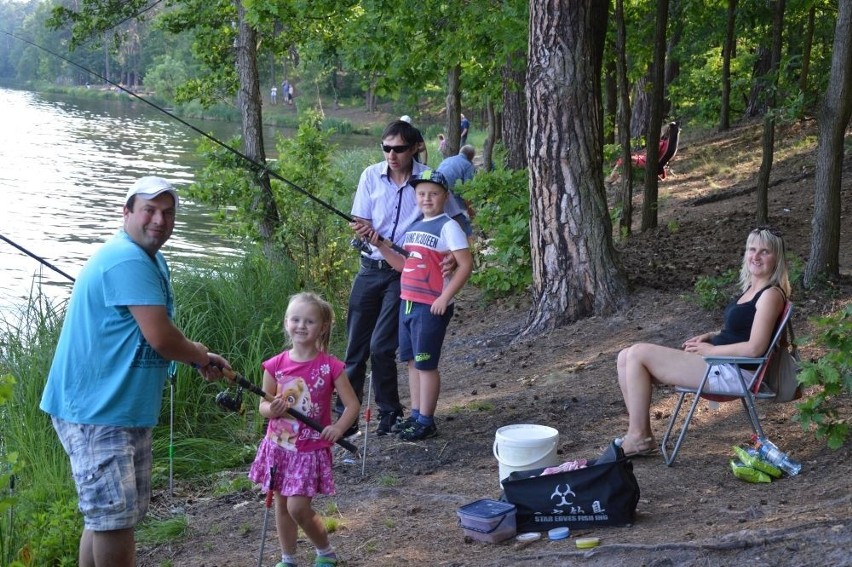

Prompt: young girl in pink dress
[248,292,360,567]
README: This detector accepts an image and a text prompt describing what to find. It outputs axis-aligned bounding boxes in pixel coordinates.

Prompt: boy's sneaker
[391,415,416,433]
[376,410,403,436]
[399,421,438,441]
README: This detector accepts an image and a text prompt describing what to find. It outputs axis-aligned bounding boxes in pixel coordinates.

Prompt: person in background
[436,145,477,238]
[437,133,448,158]
[271,85,278,105]
[248,292,359,567]
[287,82,294,105]
[366,170,473,441]
[459,113,470,146]
[400,114,428,165]
[338,120,466,436]
[613,228,790,457]
[40,176,231,567]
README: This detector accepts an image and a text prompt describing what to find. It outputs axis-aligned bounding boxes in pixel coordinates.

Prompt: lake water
[0,86,365,316]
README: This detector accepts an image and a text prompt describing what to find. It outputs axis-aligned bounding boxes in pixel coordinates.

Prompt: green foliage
[0,374,21,567]
[692,269,739,310]
[188,112,358,307]
[794,305,852,449]
[270,110,356,301]
[137,515,189,546]
[16,497,79,567]
[787,255,805,288]
[212,474,254,496]
[143,55,190,102]
[462,166,531,297]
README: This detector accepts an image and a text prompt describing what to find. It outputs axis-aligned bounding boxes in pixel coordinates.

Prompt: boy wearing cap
[368,170,473,441]
[40,176,230,567]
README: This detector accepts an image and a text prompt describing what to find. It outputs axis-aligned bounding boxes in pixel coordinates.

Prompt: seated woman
[615,227,791,457]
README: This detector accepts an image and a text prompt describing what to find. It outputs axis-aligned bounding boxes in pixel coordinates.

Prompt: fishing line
[0,29,409,257]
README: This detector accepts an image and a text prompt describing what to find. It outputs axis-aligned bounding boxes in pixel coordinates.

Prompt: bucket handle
[493,438,558,467]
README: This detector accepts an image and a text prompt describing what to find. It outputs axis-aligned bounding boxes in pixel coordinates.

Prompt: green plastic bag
[730,460,772,483]
[732,445,782,478]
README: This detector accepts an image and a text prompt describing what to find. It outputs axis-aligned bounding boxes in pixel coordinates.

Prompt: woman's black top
[711,285,775,369]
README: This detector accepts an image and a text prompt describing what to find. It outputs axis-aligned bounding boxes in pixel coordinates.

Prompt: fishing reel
[215,386,244,414]
[350,237,373,255]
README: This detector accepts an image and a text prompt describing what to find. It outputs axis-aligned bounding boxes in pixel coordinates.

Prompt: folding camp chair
[661,301,793,466]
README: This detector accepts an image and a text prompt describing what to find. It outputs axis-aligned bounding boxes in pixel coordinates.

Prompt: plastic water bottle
[752,435,802,476]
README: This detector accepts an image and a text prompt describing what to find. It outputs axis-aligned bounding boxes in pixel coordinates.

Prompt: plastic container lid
[548,527,570,540]
[575,536,601,549]
[457,499,516,519]
[516,532,542,542]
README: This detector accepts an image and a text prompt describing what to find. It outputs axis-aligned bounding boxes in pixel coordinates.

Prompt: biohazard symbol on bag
[550,484,576,507]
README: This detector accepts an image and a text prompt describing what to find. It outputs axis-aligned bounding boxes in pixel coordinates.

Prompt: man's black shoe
[376,410,403,436]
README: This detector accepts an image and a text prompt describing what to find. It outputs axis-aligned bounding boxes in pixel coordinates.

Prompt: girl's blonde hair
[739,227,791,298]
[284,292,334,352]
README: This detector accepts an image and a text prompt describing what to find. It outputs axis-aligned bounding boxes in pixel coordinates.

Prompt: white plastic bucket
[493,424,559,486]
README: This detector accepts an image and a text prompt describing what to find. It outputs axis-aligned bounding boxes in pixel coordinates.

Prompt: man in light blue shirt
[40,176,230,567]
[437,145,477,236]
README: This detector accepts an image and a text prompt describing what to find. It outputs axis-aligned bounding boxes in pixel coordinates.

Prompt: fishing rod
[0,233,76,283]
[0,30,409,258]
[216,367,360,455]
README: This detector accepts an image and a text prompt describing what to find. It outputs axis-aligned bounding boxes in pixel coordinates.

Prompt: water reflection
[0,87,247,313]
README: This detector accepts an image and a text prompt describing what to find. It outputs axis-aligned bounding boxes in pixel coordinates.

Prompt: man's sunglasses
[381,143,412,154]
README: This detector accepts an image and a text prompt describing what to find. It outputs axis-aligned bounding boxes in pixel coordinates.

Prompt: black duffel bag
[501,442,640,531]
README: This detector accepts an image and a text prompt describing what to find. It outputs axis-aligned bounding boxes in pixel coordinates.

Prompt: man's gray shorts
[52,417,152,531]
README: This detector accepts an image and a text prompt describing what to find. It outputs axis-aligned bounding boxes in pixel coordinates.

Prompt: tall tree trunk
[446,64,461,157]
[755,0,785,225]
[664,0,682,117]
[604,60,617,145]
[235,0,280,251]
[799,5,816,99]
[483,99,496,172]
[805,0,852,286]
[502,53,528,169]
[524,0,627,337]
[615,0,634,236]
[720,0,737,131]
[641,0,668,232]
[630,74,650,137]
[746,46,772,117]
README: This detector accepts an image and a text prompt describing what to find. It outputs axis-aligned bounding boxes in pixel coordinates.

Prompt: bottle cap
[516,532,542,543]
[548,527,570,540]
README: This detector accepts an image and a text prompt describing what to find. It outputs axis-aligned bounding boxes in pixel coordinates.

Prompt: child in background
[438,133,448,158]
[367,170,473,440]
[248,292,360,567]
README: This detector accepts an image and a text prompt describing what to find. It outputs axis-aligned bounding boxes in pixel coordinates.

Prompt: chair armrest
[702,355,766,365]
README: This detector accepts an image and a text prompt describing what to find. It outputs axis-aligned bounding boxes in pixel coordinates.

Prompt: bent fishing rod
[2,30,408,258]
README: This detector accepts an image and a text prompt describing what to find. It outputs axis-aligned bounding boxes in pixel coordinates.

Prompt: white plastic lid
[516,532,542,542]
